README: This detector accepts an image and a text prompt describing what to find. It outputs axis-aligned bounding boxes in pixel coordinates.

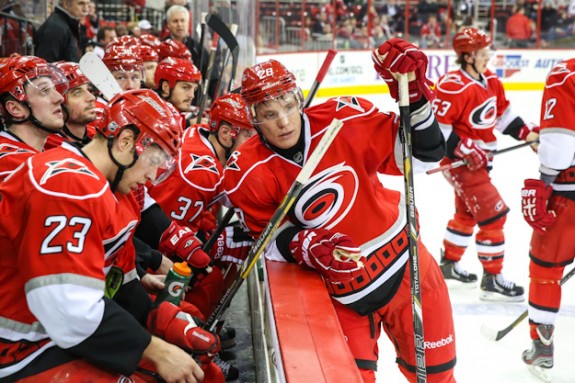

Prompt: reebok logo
[424,334,454,349]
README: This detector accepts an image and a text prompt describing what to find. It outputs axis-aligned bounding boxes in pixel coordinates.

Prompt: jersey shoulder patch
[545,60,575,89]
[436,71,472,95]
[29,148,108,199]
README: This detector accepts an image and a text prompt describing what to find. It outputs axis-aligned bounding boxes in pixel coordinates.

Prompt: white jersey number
[543,98,557,121]
[170,196,204,223]
[41,216,92,254]
[432,99,452,117]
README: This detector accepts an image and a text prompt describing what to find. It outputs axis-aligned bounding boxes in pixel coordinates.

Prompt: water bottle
[155,261,192,306]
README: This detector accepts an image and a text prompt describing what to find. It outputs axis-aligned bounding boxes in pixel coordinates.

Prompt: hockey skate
[479,272,524,302]
[440,250,478,287]
[522,324,554,382]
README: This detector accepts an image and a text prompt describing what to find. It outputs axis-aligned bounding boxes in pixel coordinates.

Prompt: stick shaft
[303,49,337,108]
[426,139,540,175]
[398,74,427,383]
[489,265,575,341]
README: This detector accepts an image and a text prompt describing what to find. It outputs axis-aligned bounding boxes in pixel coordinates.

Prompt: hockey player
[223,39,456,383]
[0,55,68,179]
[135,44,160,89]
[520,58,575,380]
[103,44,144,92]
[44,61,96,149]
[433,27,538,300]
[0,89,217,382]
[155,56,202,123]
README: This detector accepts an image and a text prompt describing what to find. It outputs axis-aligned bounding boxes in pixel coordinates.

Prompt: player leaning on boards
[520,58,575,382]
[433,27,539,301]
[222,39,457,382]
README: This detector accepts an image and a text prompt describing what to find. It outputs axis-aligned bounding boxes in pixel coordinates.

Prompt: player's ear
[218,123,233,145]
[116,127,136,152]
[4,99,27,120]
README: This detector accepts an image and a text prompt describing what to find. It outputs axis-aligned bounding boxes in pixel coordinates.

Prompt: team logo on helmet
[40,158,98,185]
[291,163,358,230]
[469,97,497,130]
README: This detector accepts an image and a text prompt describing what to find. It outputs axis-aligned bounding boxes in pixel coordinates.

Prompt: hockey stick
[204,118,344,332]
[398,74,427,383]
[196,12,208,80]
[79,52,122,101]
[481,265,575,342]
[196,14,239,123]
[426,139,540,175]
[214,23,239,99]
[303,49,337,108]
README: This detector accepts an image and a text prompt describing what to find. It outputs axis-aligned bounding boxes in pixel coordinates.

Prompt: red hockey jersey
[148,125,223,233]
[434,68,511,151]
[223,97,420,314]
[0,131,38,180]
[0,143,144,377]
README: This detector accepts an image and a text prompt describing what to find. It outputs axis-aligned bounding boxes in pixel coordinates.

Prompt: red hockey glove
[522,179,557,232]
[454,138,488,171]
[147,301,221,360]
[211,226,254,265]
[372,38,435,102]
[159,221,211,269]
[517,123,540,152]
[289,229,366,285]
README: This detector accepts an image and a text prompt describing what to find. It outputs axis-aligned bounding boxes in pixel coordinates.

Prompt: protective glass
[138,143,176,186]
[253,91,301,125]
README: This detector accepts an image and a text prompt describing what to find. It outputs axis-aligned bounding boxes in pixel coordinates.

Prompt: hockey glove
[147,301,220,362]
[454,138,488,171]
[372,38,435,103]
[522,179,557,232]
[159,221,211,269]
[517,123,540,152]
[211,226,254,265]
[289,229,366,285]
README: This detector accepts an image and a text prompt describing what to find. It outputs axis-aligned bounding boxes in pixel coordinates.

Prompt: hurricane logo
[469,96,497,130]
[292,163,358,230]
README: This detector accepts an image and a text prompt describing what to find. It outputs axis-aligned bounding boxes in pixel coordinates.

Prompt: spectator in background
[34,0,89,62]
[506,5,533,47]
[93,26,117,58]
[420,14,443,48]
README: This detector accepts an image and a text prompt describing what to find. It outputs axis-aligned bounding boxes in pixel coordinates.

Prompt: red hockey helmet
[209,93,254,137]
[157,39,192,61]
[139,33,161,50]
[133,44,159,63]
[103,45,144,72]
[0,55,68,103]
[241,59,298,107]
[453,27,492,56]
[106,35,141,52]
[53,61,90,90]
[154,57,201,89]
[103,89,183,158]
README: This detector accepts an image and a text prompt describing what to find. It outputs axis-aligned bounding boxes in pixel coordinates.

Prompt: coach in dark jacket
[34,0,89,62]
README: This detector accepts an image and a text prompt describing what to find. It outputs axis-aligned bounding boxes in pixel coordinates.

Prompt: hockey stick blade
[205,118,344,332]
[206,14,238,56]
[79,52,122,101]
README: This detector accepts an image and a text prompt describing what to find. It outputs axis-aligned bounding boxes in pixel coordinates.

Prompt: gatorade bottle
[155,261,192,306]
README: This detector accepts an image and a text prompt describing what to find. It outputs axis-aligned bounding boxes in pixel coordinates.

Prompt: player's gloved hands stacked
[454,138,489,171]
[147,301,220,363]
[517,122,540,151]
[159,221,211,269]
[289,229,366,285]
[521,179,557,232]
[211,225,254,265]
[372,38,435,103]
